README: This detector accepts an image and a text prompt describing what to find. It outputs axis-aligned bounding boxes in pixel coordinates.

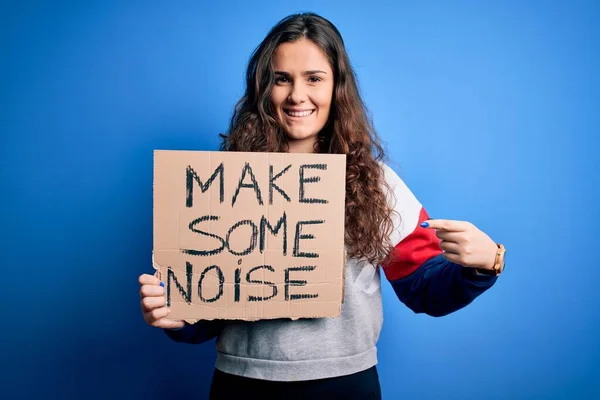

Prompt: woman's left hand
[421,219,498,271]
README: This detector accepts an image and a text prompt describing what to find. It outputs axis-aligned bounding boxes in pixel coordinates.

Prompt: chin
[285,127,320,140]
[287,133,316,141]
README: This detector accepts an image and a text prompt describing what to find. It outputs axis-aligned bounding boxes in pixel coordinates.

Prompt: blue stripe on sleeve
[389,254,498,317]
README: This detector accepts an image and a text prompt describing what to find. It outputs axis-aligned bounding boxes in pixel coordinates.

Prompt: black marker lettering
[226,220,258,256]
[260,212,287,255]
[285,266,318,301]
[269,164,292,204]
[246,265,278,302]
[166,262,193,306]
[186,163,224,206]
[234,268,241,302]
[232,162,263,206]
[293,220,324,258]
[198,265,224,303]
[182,215,225,256]
[299,164,328,204]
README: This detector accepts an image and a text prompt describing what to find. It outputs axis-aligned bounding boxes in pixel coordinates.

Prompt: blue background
[2,1,598,399]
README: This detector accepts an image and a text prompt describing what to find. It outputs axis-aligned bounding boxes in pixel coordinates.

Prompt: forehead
[271,39,332,72]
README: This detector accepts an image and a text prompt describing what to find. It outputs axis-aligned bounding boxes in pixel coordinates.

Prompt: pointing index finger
[421,219,468,232]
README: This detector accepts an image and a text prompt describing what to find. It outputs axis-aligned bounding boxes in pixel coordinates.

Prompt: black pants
[209,366,382,400]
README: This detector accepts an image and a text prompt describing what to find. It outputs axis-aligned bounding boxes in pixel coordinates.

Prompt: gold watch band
[474,244,505,276]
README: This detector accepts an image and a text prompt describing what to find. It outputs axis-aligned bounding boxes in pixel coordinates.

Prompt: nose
[287,83,307,104]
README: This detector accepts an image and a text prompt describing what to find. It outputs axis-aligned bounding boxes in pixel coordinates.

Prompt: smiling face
[270,39,334,153]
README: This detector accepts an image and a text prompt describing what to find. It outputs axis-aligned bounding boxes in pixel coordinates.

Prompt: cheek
[270,89,286,110]
[314,87,333,110]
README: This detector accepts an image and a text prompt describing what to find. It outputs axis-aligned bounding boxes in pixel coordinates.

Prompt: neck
[287,137,318,154]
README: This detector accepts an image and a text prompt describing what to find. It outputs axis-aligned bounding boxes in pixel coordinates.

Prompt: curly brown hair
[220,12,396,266]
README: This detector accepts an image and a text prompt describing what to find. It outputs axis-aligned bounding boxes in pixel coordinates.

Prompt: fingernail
[159,281,164,287]
[420,222,429,228]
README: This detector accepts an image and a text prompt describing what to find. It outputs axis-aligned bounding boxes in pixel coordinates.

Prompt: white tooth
[288,110,313,117]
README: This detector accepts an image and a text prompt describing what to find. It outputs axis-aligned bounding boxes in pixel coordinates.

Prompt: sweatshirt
[163,163,498,381]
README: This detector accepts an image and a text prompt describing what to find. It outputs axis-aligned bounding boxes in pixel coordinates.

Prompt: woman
[138,12,505,399]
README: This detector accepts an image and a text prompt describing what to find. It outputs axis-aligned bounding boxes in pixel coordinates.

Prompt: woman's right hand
[138,273,185,330]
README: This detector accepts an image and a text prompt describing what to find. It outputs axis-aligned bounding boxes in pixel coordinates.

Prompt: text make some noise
[166,160,335,306]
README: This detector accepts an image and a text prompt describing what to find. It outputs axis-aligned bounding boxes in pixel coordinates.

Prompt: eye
[275,75,291,84]
[308,75,322,83]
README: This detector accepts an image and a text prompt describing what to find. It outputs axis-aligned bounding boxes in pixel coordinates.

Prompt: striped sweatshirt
[164,163,498,381]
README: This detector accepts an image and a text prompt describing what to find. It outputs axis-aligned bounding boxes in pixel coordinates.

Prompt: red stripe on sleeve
[382,208,443,281]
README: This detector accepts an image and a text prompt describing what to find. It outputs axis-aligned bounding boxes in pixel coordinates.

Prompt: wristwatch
[475,244,506,276]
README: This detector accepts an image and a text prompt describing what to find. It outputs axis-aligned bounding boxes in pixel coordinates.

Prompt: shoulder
[378,161,425,244]
[377,161,421,207]
[378,161,401,186]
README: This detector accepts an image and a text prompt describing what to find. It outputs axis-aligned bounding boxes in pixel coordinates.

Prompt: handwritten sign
[153,150,347,321]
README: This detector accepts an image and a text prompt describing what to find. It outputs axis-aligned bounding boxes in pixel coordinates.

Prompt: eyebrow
[274,70,328,76]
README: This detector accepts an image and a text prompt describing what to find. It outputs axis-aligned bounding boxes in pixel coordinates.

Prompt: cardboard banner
[153,150,347,322]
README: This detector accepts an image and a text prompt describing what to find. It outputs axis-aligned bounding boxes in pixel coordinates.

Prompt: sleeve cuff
[165,322,188,331]
[462,267,499,286]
